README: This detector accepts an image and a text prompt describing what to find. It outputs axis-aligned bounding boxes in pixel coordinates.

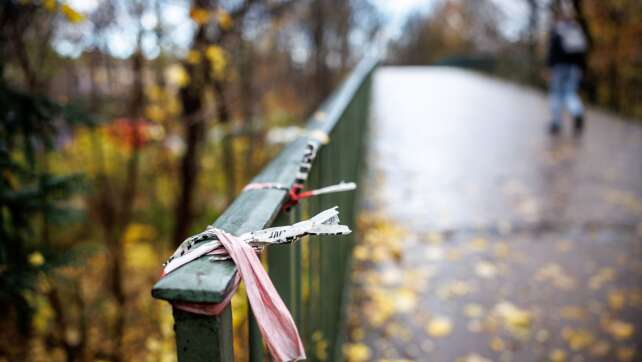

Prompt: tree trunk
[213,78,237,205]
[525,0,538,83]
[172,14,208,246]
[337,0,351,73]
[173,101,203,245]
[239,39,257,182]
[312,0,331,109]
[111,35,145,361]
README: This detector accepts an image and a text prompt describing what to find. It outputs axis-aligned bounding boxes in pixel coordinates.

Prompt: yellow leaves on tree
[230,285,249,360]
[217,9,233,30]
[123,223,156,245]
[43,0,56,11]
[312,331,328,361]
[166,63,190,88]
[41,0,85,23]
[28,251,45,266]
[144,85,181,123]
[144,104,165,123]
[189,7,211,25]
[205,45,227,80]
[123,223,158,270]
[190,7,234,30]
[61,4,85,23]
[178,46,228,81]
[186,50,201,65]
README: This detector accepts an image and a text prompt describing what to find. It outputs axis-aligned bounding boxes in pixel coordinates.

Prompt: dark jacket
[547,22,587,69]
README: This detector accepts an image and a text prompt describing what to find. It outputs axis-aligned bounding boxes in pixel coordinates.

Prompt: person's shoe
[549,122,561,135]
[574,115,584,135]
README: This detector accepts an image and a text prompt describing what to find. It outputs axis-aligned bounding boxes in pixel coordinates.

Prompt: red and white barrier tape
[242,141,356,211]
[161,207,351,361]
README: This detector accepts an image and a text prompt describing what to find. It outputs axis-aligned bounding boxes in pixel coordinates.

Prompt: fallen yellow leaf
[464,303,484,319]
[495,301,532,335]
[425,246,445,261]
[560,305,586,321]
[605,320,634,340]
[467,319,483,333]
[535,263,576,290]
[494,242,510,258]
[564,328,594,351]
[457,354,492,362]
[394,289,417,313]
[536,329,550,343]
[589,340,610,357]
[470,237,488,251]
[489,337,505,351]
[343,343,371,362]
[427,317,453,337]
[617,347,635,362]
[549,349,566,362]
[475,261,497,278]
[608,290,626,310]
[353,245,368,261]
[588,267,615,290]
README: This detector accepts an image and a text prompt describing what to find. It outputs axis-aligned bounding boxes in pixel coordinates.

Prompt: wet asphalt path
[344,67,642,362]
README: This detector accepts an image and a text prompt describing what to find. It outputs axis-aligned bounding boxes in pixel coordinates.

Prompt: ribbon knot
[162,207,351,362]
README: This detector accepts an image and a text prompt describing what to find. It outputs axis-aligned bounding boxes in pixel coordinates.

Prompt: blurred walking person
[546,1,588,135]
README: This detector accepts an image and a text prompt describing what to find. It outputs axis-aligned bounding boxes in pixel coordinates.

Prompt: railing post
[248,306,264,362]
[173,306,234,362]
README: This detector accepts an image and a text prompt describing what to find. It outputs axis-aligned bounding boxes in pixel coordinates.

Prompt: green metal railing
[151,55,377,362]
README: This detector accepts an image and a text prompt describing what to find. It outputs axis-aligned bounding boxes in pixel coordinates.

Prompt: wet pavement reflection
[344,67,642,362]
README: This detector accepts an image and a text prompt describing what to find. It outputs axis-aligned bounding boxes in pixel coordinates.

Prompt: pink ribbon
[167,229,306,362]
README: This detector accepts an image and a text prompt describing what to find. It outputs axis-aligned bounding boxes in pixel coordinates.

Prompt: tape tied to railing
[243,181,357,210]
[243,141,357,211]
[161,207,351,362]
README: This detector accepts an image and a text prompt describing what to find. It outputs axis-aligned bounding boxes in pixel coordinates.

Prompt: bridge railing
[151,55,377,362]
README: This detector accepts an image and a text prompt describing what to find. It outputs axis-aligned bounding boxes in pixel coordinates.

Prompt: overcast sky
[59,0,531,59]
[371,0,530,41]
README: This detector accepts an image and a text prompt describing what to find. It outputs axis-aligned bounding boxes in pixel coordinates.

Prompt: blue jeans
[550,64,584,125]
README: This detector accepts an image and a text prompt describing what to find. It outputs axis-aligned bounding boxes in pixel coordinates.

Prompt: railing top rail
[151,55,378,304]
